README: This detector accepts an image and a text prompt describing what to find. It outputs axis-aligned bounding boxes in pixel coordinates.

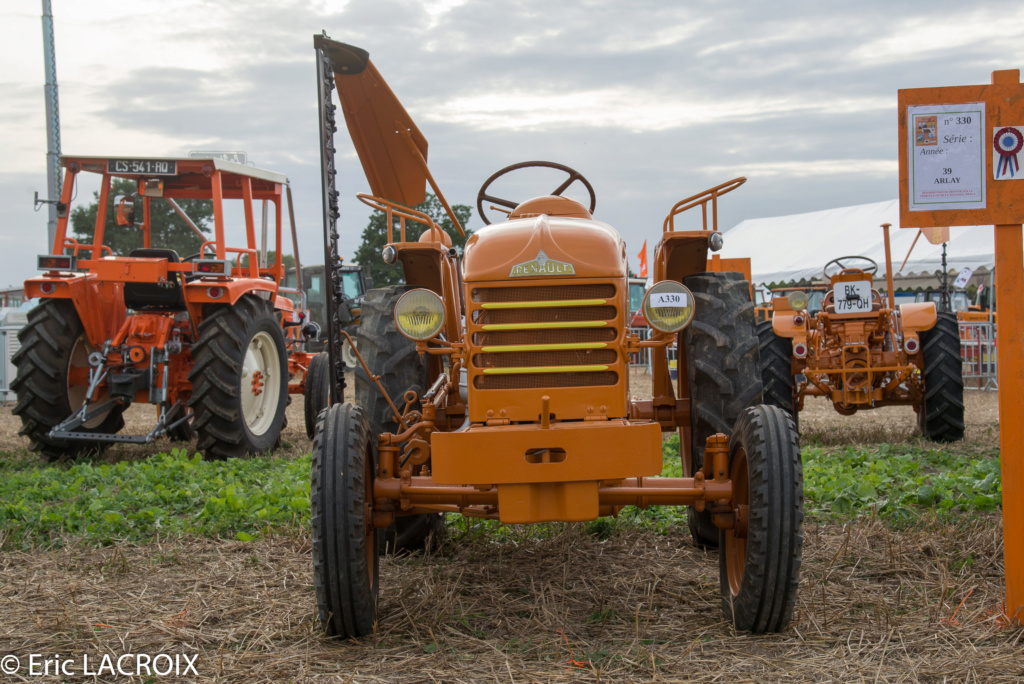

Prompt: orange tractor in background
[14,156,324,460]
[309,34,804,638]
[757,224,964,440]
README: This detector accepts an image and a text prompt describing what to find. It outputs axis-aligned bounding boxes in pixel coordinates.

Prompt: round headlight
[381,244,397,264]
[708,232,724,252]
[394,289,445,340]
[642,281,695,333]
[788,291,809,311]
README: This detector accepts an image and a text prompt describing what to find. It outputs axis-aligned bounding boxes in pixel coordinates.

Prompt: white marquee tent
[720,200,997,286]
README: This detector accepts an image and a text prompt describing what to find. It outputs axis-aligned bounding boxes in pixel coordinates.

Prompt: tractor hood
[462,214,626,282]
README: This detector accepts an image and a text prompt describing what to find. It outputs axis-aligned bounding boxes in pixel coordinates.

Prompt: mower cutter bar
[50,431,156,445]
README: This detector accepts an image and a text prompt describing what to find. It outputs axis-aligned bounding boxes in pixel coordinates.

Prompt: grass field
[1,378,1021,682]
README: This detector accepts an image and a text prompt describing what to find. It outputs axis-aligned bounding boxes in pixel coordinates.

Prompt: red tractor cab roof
[60,156,288,200]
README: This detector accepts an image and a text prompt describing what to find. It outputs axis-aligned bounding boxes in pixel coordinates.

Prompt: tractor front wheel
[356,286,445,553]
[304,352,331,439]
[683,272,763,547]
[11,299,125,461]
[189,295,288,459]
[311,403,379,637]
[756,320,797,431]
[918,312,965,442]
[720,405,803,633]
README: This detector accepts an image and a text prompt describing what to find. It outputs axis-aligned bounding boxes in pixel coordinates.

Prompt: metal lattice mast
[41,0,62,248]
[314,32,346,405]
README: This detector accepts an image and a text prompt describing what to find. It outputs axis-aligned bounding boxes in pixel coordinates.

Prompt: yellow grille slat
[480,342,609,353]
[480,321,609,331]
[482,365,611,375]
[479,299,607,310]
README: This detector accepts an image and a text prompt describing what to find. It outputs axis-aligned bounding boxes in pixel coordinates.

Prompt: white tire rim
[241,331,281,436]
[342,339,359,368]
[67,334,111,429]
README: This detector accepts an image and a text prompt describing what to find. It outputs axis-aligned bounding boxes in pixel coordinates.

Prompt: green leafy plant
[0,449,310,548]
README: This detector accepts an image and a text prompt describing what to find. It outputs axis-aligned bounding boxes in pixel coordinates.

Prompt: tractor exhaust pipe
[881,223,896,311]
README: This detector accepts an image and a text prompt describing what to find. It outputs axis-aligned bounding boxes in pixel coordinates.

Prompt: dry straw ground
[1,377,1020,682]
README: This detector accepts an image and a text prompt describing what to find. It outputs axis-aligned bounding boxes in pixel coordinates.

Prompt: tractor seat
[123,248,187,311]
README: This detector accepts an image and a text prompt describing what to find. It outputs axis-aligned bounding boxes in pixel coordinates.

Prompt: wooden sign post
[899,69,1024,623]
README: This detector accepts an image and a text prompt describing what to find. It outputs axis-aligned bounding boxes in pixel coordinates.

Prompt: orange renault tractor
[757,223,964,440]
[13,156,323,460]
[309,34,803,637]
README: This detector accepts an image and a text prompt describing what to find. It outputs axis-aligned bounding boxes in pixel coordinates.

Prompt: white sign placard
[907,103,986,211]
[833,280,872,314]
[953,266,973,289]
[651,292,688,308]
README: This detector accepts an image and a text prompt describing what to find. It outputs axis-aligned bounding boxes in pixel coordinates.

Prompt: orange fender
[899,302,938,332]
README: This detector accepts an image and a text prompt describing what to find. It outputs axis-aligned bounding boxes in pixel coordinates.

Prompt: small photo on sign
[993,126,1023,180]
[915,116,937,146]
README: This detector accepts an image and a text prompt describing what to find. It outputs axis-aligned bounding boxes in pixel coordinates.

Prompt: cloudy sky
[2,0,1023,289]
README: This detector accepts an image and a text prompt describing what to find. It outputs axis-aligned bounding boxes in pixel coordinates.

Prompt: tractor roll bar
[663,176,747,233]
[356,193,449,244]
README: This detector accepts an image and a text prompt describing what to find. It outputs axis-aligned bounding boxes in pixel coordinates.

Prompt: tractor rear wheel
[305,352,331,439]
[11,299,125,461]
[720,405,803,633]
[341,333,360,370]
[683,272,763,547]
[918,312,965,442]
[311,403,379,637]
[756,320,797,431]
[189,295,288,459]
[356,286,445,553]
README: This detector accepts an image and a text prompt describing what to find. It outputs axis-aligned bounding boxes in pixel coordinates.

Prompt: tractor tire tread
[11,299,124,461]
[919,312,965,442]
[756,320,797,428]
[682,271,763,547]
[311,403,378,637]
[188,295,288,460]
[720,405,803,633]
[305,352,331,439]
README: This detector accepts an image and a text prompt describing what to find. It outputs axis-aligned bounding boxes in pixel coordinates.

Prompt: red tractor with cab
[14,156,325,460]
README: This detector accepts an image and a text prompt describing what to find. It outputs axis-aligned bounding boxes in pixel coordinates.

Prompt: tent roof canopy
[720,200,995,286]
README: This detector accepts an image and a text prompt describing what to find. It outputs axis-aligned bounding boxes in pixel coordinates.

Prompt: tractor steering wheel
[476,161,596,225]
[823,256,878,279]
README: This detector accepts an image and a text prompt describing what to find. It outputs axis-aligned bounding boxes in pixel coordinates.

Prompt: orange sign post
[899,70,1024,623]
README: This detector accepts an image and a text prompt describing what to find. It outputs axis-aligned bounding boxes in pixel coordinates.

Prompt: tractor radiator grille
[473,328,617,346]
[473,306,617,326]
[470,283,621,390]
[472,283,615,303]
[474,371,618,390]
[472,349,618,368]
